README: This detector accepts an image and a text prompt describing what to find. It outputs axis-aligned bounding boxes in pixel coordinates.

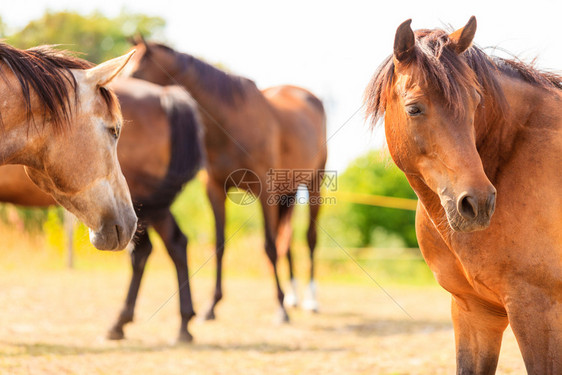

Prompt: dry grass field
[0,226,526,374]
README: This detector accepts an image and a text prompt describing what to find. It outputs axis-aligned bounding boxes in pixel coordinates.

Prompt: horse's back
[262,85,327,171]
[262,85,325,131]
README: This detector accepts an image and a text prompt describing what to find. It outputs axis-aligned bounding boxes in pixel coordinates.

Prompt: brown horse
[364,17,562,374]
[0,42,136,250]
[0,77,203,342]
[126,39,327,321]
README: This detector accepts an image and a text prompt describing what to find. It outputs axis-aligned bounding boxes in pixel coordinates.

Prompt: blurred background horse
[126,39,327,322]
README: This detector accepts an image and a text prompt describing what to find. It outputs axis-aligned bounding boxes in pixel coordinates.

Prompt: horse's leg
[451,295,508,374]
[107,229,152,340]
[203,178,226,321]
[152,210,195,343]
[284,245,299,307]
[261,193,289,323]
[302,187,321,312]
[506,298,562,374]
[276,195,298,308]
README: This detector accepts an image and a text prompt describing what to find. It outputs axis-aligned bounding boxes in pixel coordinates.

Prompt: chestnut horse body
[126,41,327,322]
[365,17,561,374]
[0,77,203,342]
[0,43,136,250]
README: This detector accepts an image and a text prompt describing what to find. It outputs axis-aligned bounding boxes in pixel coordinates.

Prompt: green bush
[321,151,418,248]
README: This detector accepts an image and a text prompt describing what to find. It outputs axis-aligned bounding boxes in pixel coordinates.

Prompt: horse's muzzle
[89,214,137,251]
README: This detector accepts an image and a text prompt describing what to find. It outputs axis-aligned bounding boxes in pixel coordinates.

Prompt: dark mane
[364,28,562,127]
[493,57,562,89]
[0,42,119,132]
[152,43,250,105]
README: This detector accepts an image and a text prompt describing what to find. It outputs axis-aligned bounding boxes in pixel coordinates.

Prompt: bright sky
[2,0,561,170]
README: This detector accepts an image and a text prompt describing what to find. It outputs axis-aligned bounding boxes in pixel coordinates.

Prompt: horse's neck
[174,53,245,124]
[475,74,549,182]
[0,83,43,167]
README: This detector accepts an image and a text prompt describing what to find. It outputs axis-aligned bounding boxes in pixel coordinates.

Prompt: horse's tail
[136,86,204,217]
[162,86,205,185]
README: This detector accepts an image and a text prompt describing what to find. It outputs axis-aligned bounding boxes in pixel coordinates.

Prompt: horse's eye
[406,105,422,116]
[109,126,120,140]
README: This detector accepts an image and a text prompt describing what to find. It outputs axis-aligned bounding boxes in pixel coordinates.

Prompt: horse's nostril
[487,191,497,217]
[458,194,478,220]
[115,224,123,246]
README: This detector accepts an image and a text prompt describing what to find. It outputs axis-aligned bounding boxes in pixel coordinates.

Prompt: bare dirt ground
[0,250,526,375]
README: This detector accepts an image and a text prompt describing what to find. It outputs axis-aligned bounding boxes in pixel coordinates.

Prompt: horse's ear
[85,50,136,87]
[134,33,148,47]
[449,16,477,54]
[394,19,415,64]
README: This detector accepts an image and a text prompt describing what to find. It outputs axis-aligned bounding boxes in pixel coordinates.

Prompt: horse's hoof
[203,309,216,321]
[302,299,319,313]
[284,293,299,308]
[275,308,290,324]
[107,327,125,340]
[177,331,193,344]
